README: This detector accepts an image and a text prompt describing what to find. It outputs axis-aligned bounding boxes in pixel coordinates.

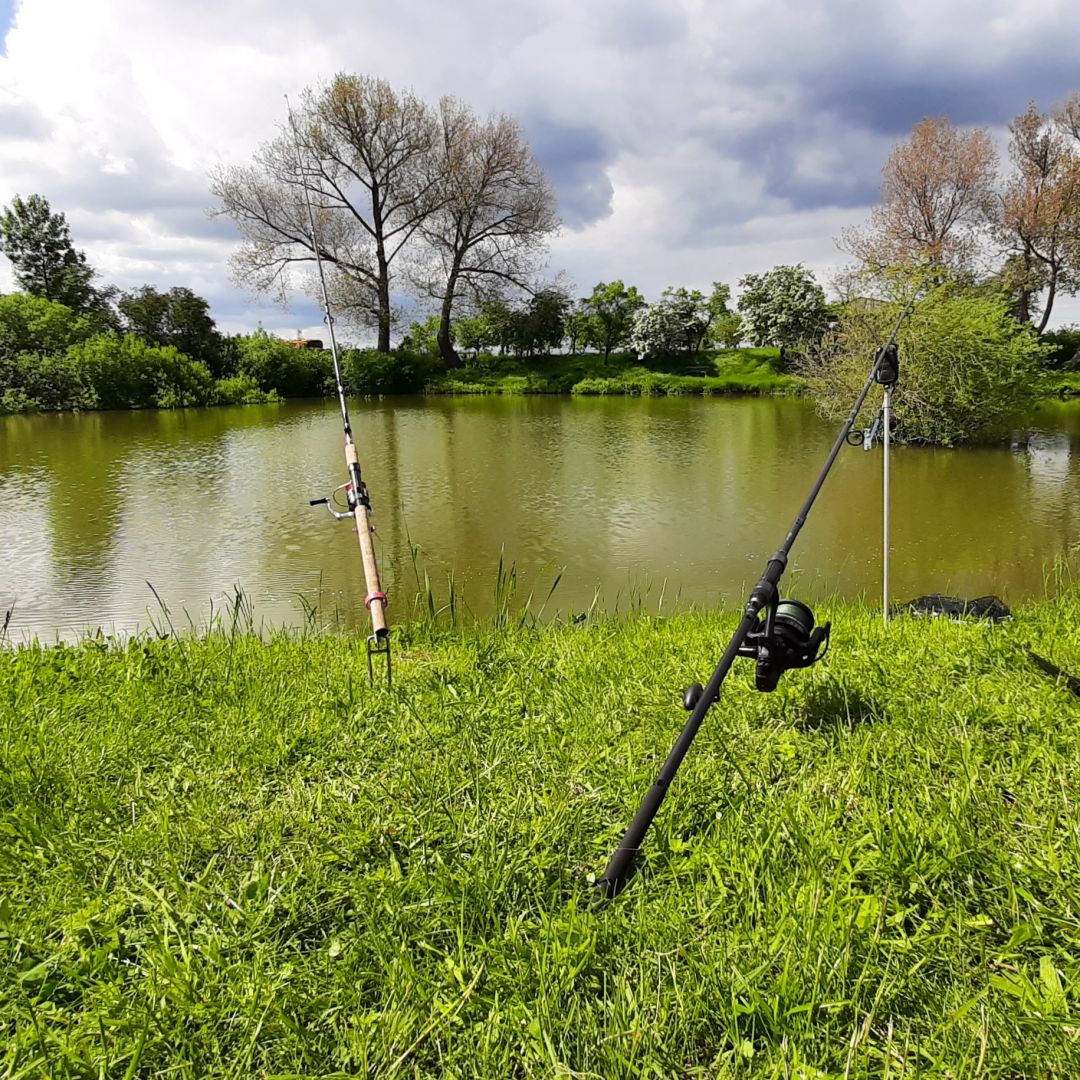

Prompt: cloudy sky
[2,0,1080,338]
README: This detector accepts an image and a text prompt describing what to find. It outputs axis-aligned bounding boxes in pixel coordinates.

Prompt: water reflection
[1,396,1078,640]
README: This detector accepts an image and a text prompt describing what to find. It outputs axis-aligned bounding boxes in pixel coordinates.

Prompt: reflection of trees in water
[1026,431,1072,487]
[3,397,1080,637]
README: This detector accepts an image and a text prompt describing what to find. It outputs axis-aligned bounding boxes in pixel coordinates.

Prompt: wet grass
[3,587,1080,1076]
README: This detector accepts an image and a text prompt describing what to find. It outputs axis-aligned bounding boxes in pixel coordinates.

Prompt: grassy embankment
[3,584,1080,1076]
[428,347,805,397]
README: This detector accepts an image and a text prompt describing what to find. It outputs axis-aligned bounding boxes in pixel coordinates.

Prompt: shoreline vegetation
[0,339,806,415]
[3,339,1079,415]
[3,587,1080,1073]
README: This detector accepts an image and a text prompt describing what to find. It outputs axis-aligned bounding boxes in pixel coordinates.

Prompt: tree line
[3,79,1080,442]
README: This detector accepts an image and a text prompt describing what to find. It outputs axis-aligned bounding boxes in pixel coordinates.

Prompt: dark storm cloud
[523,114,616,229]
[728,122,881,211]
[691,17,1080,222]
[806,56,1080,135]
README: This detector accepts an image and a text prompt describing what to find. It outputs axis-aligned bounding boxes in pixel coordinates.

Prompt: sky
[2,0,1080,339]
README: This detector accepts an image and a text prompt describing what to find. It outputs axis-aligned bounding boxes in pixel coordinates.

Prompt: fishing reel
[740,597,831,692]
[682,595,830,708]
[845,410,883,451]
[309,480,369,520]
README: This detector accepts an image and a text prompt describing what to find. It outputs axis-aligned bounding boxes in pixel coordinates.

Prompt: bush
[462,351,516,374]
[573,368,663,395]
[0,292,94,360]
[342,349,435,395]
[802,291,1049,446]
[236,330,333,397]
[65,334,215,409]
[1041,325,1080,370]
[2,351,97,410]
[212,373,279,405]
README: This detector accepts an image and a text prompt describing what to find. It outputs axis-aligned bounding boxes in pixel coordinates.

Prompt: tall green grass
[2,587,1080,1076]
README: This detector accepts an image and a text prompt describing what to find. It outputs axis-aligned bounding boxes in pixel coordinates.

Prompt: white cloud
[2,0,1080,336]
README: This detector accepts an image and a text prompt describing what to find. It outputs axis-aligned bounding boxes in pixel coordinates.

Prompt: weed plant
[2,586,1080,1076]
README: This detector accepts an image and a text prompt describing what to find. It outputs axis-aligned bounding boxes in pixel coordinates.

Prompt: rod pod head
[875,343,899,386]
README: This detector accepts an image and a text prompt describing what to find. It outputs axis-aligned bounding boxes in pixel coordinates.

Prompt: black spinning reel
[683,595,831,708]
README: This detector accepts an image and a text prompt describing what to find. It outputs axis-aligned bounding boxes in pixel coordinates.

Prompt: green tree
[1041,324,1080,369]
[512,289,568,357]
[400,315,444,358]
[628,287,710,358]
[452,313,491,356]
[563,299,589,355]
[477,300,517,355]
[706,282,742,346]
[582,281,644,359]
[802,289,1048,445]
[737,264,828,359]
[118,286,228,376]
[0,195,103,312]
[0,293,94,360]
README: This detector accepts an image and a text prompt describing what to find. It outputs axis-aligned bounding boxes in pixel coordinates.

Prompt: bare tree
[417,98,559,367]
[841,116,997,274]
[209,74,440,352]
[993,102,1080,331]
[1056,91,1080,143]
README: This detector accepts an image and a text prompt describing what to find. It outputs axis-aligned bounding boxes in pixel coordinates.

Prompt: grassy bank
[428,347,805,397]
[3,589,1080,1076]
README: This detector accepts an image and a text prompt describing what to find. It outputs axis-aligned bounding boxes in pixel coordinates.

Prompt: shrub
[802,291,1049,445]
[462,351,515,374]
[65,334,215,409]
[236,330,333,397]
[0,292,94,360]
[342,349,435,395]
[212,373,279,405]
[2,351,97,410]
[1041,325,1080,370]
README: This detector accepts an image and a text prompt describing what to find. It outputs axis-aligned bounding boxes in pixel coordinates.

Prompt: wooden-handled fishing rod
[286,98,391,686]
[596,291,917,899]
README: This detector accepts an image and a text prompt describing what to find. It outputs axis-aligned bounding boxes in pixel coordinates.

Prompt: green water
[2,395,1078,639]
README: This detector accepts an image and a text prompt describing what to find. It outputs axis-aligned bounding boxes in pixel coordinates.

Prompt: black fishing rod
[286,98,391,685]
[596,293,916,899]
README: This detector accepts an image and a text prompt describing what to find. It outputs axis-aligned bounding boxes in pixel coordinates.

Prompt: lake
[2,395,1078,640]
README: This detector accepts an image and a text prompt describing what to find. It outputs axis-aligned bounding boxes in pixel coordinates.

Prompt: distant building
[289,338,324,349]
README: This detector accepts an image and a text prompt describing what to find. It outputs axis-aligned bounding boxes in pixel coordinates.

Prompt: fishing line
[595,291,918,900]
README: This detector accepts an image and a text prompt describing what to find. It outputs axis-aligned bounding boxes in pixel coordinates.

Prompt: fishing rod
[596,293,916,900]
[286,97,391,686]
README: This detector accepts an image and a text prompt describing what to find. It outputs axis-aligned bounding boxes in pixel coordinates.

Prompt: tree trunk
[376,257,391,354]
[1037,273,1058,336]
[437,267,461,369]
